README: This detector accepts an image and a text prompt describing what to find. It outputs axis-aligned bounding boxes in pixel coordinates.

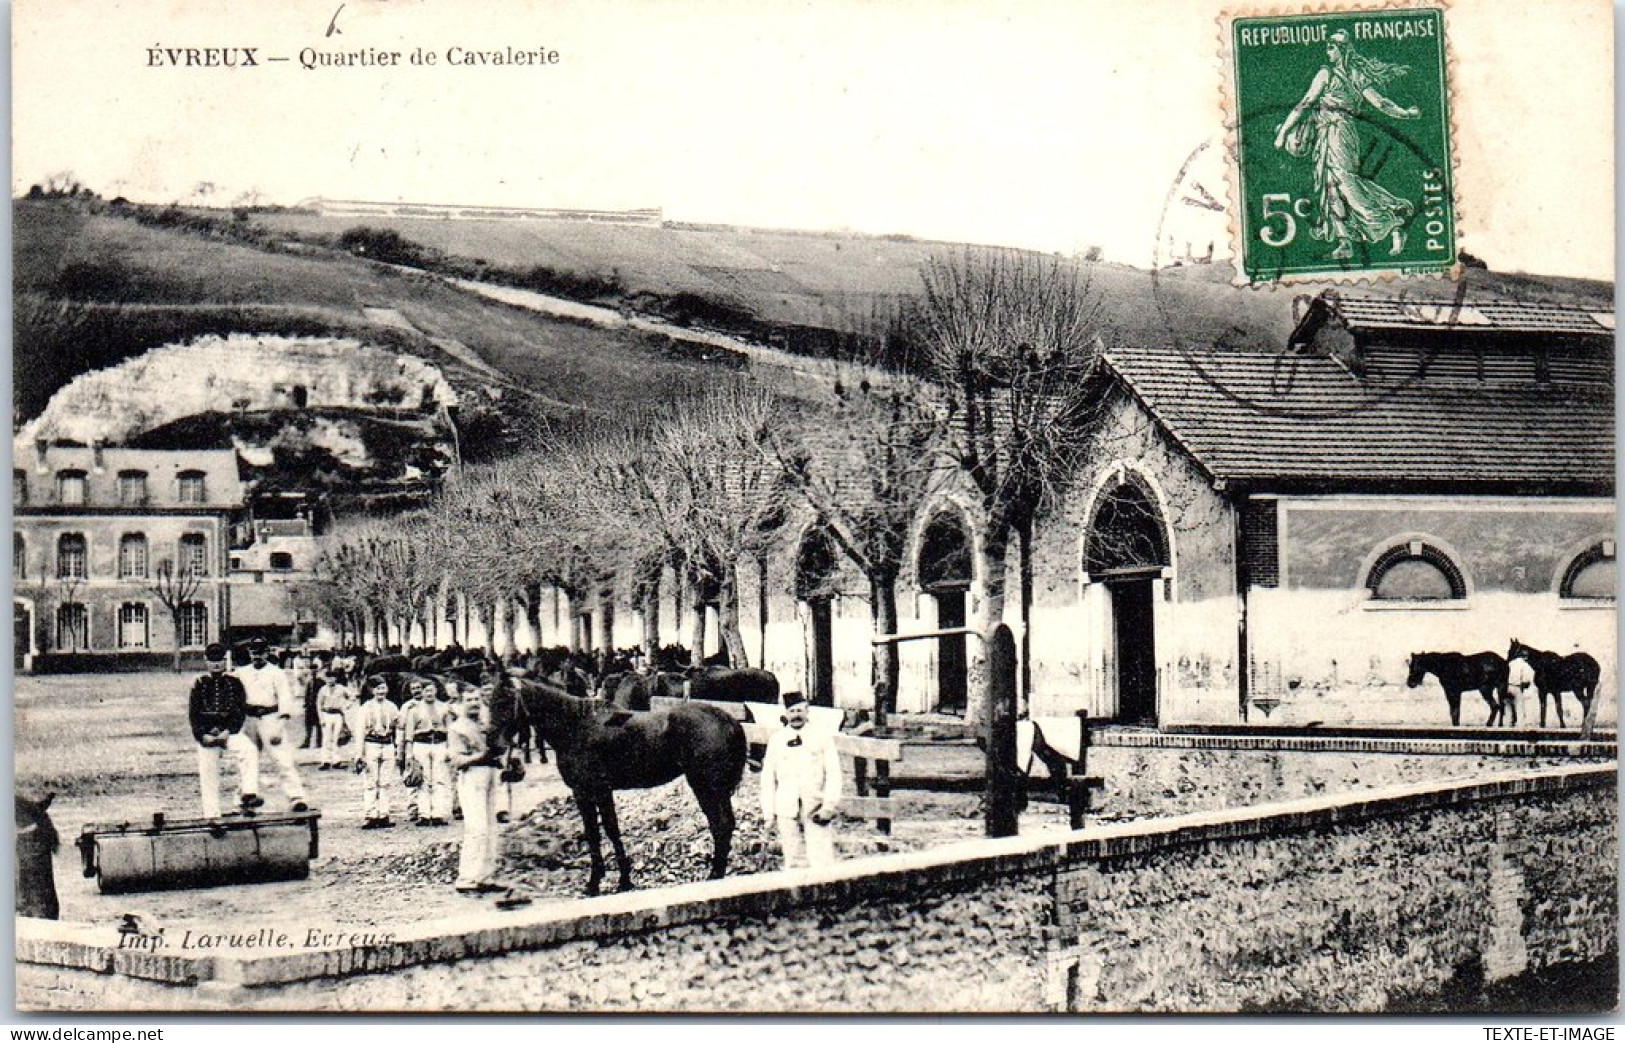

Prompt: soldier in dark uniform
[190,643,250,826]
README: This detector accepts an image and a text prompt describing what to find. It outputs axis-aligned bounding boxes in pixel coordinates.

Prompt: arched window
[117,470,149,506]
[55,603,88,651]
[177,471,207,505]
[1560,541,1616,601]
[56,534,88,580]
[56,470,87,506]
[118,602,150,649]
[119,533,149,579]
[1365,540,1467,601]
[179,533,209,576]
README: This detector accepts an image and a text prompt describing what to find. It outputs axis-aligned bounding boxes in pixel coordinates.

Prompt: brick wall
[18,763,1614,1014]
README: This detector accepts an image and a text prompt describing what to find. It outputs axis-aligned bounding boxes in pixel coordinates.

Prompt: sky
[9,0,1615,278]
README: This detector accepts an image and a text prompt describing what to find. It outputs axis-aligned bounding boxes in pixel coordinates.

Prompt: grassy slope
[252,210,1613,347]
[17,200,1613,434]
[13,201,735,427]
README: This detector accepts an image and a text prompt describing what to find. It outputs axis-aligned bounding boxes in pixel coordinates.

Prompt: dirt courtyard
[16,672,1071,933]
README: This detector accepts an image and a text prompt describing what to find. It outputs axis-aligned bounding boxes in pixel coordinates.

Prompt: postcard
[11,0,1616,1016]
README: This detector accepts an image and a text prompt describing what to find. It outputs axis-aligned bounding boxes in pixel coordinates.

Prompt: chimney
[33,439,48,474]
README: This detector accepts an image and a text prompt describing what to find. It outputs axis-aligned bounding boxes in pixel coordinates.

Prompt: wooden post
[1068,710,1092,830]
[986,624,1020,838]
[875,758,892,836]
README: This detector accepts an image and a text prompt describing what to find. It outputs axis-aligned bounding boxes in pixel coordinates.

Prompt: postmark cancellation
[1222,4,1458,285]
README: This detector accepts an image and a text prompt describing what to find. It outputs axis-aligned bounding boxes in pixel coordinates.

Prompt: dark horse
[1508,639,1602,729]
[1406,651,1510,727]
[490,672,747,896]
[16,793,60,920]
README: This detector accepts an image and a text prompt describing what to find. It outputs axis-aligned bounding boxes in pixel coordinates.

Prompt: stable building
[760,292,1615,729]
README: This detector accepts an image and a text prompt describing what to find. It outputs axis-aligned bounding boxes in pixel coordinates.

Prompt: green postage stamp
[1226,6,1456,284]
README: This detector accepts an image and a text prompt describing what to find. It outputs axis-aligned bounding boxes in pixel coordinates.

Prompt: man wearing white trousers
[401,678,454,827]
[189,643,251,828]
[233,638,309,813]
[355,677,401,828]
[448,690,503,893]
[759,690,844,869]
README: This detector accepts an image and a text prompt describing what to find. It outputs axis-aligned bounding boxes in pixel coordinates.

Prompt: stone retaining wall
[17,764,1615,1014]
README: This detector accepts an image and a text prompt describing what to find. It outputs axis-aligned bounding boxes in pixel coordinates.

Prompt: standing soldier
[1505,653,1535,728]
[356,676,402,828]
[189,642,250,829]
[292,649,318,749]
[401,678,454,827]
[447,688,503,893]
[317,668,355,769]
[759,691,843,869]
[233,638,309,813]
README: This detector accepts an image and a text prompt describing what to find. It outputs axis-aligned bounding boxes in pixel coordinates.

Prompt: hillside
[13,200,748,441]
[15,197,1613,492]
[251,208,1614,353]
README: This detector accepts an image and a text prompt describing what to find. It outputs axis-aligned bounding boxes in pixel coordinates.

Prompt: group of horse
[1406,639,1602,728]
[337,645,773,896]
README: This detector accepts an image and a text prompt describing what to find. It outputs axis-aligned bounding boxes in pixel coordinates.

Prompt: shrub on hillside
[336,226,436,267]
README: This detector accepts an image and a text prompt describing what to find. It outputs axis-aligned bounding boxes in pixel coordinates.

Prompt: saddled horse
[490,671,746,896]
[1508,639,1601,729]
[1406,651,1509,727]
[16,793,60,920]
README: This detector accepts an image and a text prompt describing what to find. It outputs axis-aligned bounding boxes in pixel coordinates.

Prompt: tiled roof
[1102,346,1614,489]
[1294,295,1615,343]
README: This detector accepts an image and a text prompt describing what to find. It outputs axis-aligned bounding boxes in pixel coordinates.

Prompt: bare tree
[650,384,791,667]
[147,557,205,672]
[905,247,1106,725]
[765,357,950,722]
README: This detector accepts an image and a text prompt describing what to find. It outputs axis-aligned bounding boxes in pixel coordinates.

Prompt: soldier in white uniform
[232,638,309,812]
[317,668,355,768]
[355,676,402,828]
[447,689,504,892]
[400,678,455,825]
[1504,655,1536,727]
[759,690,844,869]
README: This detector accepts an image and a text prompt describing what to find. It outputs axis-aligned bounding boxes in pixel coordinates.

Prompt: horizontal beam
[740,723,904,761]
[870,626,981,646]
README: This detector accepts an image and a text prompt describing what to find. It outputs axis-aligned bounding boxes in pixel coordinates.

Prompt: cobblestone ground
[17,673,1070,932]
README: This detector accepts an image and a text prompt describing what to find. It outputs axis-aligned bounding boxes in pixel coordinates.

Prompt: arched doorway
[795,528,840,706]
[919,513,973,714]
[1085,479,1170,725]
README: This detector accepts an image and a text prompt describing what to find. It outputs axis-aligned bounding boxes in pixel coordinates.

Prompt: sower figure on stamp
[447,688,505,893]
[759,691,843,869]
[189,642,250,832]
[1273,28,1421,260]
[355,676,401,829]
[233,637,309,813]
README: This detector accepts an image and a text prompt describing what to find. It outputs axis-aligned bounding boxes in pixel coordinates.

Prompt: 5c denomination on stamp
[1224,5,1456,285]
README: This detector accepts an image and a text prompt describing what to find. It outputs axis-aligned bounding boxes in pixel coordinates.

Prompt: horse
[490,671,746,896]
[1508,639,1601,729]
[15,793,60,920]
[1406,651,1510,727]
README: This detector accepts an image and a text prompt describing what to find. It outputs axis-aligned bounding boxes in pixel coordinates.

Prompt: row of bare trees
[302,248,1110,723]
